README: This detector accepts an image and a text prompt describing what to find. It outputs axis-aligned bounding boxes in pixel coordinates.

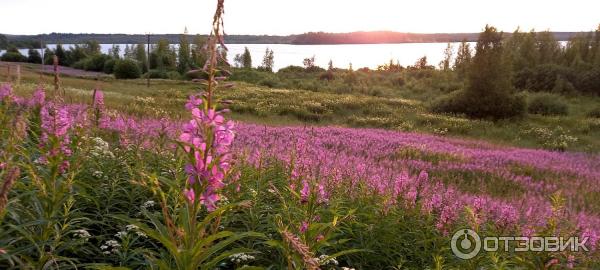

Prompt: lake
[2,43,473,71]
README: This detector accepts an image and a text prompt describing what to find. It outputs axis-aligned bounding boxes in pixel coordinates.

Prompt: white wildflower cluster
[73,229,91,241]
[90,137,114,158]
[100,240,120,255]
[141,200,155,210]
[341,267,355,270]
[114,224,147,239]
[92,170,103,179]
[317,254,338,266]
[218,196,230,206]
[229,253,255,264]
[249,188,258,197]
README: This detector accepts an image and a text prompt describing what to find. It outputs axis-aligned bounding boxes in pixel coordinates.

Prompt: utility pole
[40,37,44,81]
[147,33,151,88]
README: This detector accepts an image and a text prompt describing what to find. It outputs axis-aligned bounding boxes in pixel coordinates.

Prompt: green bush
[114,59,142,79]
[83,54,111,72]
[576,68,600,95]
[166,71,181,80]
[103,59,116,74]
[527,93,569,116]
[1,51,27,62]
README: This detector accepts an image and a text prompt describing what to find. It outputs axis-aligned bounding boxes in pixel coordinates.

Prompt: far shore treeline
[0,30,594,49]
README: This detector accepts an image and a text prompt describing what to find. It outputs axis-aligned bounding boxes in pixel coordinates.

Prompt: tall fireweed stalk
[127,1,263,269]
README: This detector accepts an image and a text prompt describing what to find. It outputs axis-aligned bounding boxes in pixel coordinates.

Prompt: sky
[1,0,599,35]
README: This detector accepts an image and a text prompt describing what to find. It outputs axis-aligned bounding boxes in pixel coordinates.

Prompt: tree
[454,40,472,79]
[109,44,121,59]
[27,49,42,64]
[84,40,101,55]
[440,43,453,70]
[536,31,561,64]
[303,55,315,69]
[178,28,191,74]
[327,59,334,71]
[241,47,252,69]
[0,34,8,49]
[260,47,274,72]
[55,44,67,65]
[464,25,523,119]
[0,47,27,62]
[43,48,55,65]
[191,35,207,68]
[233,54,243,68]
[135,43,148,73]
[411,56,430,70]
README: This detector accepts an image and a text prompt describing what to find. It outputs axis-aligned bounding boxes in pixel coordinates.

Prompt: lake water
[2,43,472,71]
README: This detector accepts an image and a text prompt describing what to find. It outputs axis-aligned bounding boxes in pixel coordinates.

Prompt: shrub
[84,54,111,72]
[576,68,600,95]
[517,64,576,92]
[166,71,181,80]
[114,59,142,79]
[103,59,116,74]
[319,71,335,81]
[277,65,305,74]
[430,90,526,119]
[527,93,569,116]
[1,52,27,62]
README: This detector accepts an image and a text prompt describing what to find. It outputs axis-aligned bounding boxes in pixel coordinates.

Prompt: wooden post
[6,65,10,82]
[53,55,60,93]
[16,65,21,85]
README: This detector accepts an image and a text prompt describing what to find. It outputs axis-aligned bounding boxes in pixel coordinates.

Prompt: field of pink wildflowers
[2,80,599,268]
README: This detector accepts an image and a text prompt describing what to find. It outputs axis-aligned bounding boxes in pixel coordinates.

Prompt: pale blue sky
[1,0,599,35]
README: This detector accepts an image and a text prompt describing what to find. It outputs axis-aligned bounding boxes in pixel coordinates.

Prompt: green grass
[3,62,600,153]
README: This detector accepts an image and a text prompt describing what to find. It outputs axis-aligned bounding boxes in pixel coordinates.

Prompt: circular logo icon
[451,229,481,260]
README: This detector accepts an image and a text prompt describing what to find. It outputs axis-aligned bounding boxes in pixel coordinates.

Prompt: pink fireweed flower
[300,180,310,204]
[185,94,203,110]
[30,87,45,107]
[0,84,12,101]
[93,89,105,108]
[180,94,235,212]
[184,188,195,203]
[299,221,309,233]
[39,102,74,171]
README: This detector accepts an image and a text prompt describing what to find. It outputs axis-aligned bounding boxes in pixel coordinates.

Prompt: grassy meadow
[3,62,600,153]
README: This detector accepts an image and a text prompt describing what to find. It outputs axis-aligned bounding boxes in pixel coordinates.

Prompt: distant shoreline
[2,31,591,48]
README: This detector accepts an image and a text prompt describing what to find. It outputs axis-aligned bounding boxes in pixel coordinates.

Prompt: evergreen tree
[43,48,55,65]
[135,43,148,73]
[242,47,252,69]
[55,44,67,65]
[178,28,191,74]
[27,49,42,64]
[328,59,334,71]
[536,31,561,64]
[453,40,472,79]
[463,25,522,119]
[0,34,7,49]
